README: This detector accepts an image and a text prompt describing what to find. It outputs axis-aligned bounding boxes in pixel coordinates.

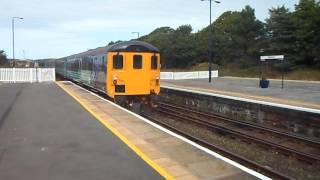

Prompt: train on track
[55,41,161,110]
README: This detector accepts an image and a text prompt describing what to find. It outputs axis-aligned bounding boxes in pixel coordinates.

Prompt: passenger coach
[56,41,161,107]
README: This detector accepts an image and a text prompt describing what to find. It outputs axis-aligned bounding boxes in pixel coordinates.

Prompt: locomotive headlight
[113,75,118,85]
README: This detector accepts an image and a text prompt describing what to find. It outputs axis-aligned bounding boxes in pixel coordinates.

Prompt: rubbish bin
[260,79,269,88]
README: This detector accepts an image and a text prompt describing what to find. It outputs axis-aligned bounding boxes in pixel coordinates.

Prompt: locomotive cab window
[113,55,123,69]
[133,55,142,69]
[151,55,158,70]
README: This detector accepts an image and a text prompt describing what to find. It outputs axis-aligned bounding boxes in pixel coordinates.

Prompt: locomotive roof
[108,41,160,53]
[66,41,159,59]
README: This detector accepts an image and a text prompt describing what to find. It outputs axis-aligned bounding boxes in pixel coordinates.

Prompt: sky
[0,0,299,60]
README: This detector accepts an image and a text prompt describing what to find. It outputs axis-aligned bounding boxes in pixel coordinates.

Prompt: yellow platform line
[56,82,174,180]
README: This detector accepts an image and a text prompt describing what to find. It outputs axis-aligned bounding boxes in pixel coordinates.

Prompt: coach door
[92,56,98,88]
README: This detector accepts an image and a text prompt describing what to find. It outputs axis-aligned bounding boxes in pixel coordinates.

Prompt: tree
[202,6,265,67]
[265,6,296,67]
[107,40,123,46]
[292,0,320,67]
[141,25,198,68]
[237,6,265,66]
[169,25,198,68]
[210,11,243,65]
[113,3,319,70]
[140,27,175,68]
[0,50,8,67]
[107,41,115,46]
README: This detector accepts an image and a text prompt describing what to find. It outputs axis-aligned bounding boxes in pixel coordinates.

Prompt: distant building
[15,60,36,68]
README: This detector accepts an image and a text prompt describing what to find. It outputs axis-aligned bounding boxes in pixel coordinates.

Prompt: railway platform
[161,77,320,111]
[56,81,264,179]
[0,82,265,179]
[0,83,161,180]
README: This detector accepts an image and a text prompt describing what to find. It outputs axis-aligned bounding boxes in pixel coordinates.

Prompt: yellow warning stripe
[56,82,174,180]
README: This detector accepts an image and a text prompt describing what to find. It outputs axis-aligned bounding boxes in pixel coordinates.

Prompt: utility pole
[132,32,140,39]
[23,49,26,60]
[201,0,220,83]
[12,17,24,67]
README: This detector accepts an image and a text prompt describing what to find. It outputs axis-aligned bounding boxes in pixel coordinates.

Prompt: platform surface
[161,77,320,110]
[0,83,162,180]
[57,81,259,180]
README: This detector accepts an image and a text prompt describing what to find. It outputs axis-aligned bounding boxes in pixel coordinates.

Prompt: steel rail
[142,114,293,180]
[155,106,320,164]
[158,102,320,147]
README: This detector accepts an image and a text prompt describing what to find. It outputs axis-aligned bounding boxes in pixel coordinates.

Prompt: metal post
[36,66,38,83]
[23,49,26,60]
[12,18,15,67]
[201,0,220,83]
[30,68,33,83]
[259,60,262,87]
[208,0,212,83]
[132,32,140,39]
[282,60,284,89]
[11,17,23,68]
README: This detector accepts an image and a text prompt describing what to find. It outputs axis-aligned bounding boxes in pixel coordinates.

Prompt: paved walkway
[0,83,162,180]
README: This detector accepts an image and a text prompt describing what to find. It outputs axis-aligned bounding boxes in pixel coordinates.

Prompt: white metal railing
[160,70,218,80]
[0,68,55,83]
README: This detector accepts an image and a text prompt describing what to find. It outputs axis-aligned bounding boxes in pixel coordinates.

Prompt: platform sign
[260,55,284,61]
[259,55,285,89]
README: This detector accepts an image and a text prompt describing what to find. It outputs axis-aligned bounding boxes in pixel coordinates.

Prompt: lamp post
[12,17,24,68]
[201,0,220,83]
[132,32,140,39]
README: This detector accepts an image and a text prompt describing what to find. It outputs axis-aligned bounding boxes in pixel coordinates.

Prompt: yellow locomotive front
[105,41,160,106]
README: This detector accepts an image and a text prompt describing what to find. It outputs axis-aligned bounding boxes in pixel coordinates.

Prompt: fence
[0,68,56,83]
[160,70,218,80]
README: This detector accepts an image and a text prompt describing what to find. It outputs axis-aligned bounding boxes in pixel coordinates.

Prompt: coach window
[151,55,158,70]
[113,54,123,69]
[133,55,142,69]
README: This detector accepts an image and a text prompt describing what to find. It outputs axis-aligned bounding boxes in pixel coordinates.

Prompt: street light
[12,17,24,68]
[201,0,220,83]
[132,32,140,39]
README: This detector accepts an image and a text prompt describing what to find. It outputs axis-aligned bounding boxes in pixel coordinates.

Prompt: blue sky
[0,0,299,59]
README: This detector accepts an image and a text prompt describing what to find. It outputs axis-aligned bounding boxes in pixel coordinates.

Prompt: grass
[287,68,320,81]
[162,62,320,81]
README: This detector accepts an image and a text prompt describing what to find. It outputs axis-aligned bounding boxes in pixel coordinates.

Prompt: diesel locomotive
[55,41,161,108]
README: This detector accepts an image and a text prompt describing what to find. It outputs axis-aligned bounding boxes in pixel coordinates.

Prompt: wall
[159,87,320,138]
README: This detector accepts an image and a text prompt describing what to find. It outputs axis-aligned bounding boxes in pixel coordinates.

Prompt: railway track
[67,81,317,179]
[158,102,320,146]
[154,102,320,164]
[142,114,293,180]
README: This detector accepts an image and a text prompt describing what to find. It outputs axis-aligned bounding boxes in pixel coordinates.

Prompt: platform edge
[56,82,175,180]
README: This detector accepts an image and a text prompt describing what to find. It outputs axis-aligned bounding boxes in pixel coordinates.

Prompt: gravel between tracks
[147,111,320,180]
